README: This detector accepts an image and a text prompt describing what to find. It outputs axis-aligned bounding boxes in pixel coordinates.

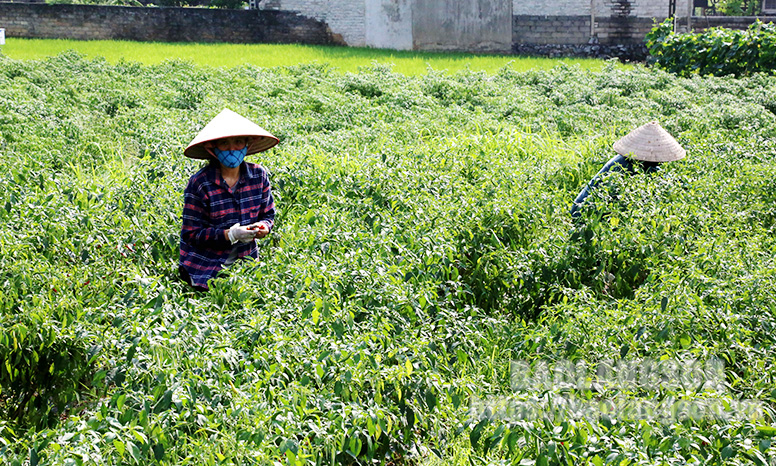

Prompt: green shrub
[646,18,776,77]
[0,311,96,430]
[715,0,762,16]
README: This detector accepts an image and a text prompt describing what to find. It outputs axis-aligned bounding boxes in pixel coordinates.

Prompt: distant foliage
[646,18,776,77]
[715,0,762,16]
[207,0,245,8]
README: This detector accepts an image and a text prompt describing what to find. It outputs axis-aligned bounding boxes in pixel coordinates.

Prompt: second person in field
[570,121,686,219]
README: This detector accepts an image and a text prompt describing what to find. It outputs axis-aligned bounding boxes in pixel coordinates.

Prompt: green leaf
[756,425,776,436]
[155,389,172,412]
[153,443,165,460]
[425,389,437,410]
[131,430,147,444]
[349,435,362,456]
[113,439,125,456]
[507,430,519,453]
[116,393,126,411]
[470,419,487,449]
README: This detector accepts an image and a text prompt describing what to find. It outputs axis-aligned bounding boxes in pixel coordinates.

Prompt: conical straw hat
[613,121,686,163]
[184,108,279,159]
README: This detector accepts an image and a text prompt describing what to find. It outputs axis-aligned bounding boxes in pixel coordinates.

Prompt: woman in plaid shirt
[179,109,279,290]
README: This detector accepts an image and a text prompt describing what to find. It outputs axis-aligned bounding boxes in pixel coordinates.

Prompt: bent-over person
[570,121,686,219]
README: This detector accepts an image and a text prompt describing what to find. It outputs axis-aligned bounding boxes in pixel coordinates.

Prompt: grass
[0,38,623,75]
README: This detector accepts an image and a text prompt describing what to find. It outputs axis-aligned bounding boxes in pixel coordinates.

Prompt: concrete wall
[0,3,335,43]
[262,0,513,52]
[412,0,512,52]
[365,0,412,50]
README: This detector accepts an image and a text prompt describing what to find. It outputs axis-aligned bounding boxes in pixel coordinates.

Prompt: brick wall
[595,16,657,43]
[513,15,656,45]
[513,16,591,45]
[511,0,691,46]
[608,0,668,19]
[1,2,772,55]
[513,0,588,17]
[259,0,365,46]
[259,0,696,49]
[0,3,336,44]
[514,0,688,18]
[686,15,776,31]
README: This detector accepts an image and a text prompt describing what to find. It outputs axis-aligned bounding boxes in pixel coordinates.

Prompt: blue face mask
[214,146,247,168]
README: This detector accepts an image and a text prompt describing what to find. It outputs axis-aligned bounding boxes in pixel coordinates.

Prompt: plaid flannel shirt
[179,161,275,289]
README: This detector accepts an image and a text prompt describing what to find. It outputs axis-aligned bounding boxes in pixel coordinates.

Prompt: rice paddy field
[0,40,775,466]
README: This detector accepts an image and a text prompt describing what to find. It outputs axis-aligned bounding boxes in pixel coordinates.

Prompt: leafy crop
[646,18,776,77]
[0,51,775,465]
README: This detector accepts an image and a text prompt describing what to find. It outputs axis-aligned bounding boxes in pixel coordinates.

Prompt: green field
[0,47,775,466]
[0,38,619,75]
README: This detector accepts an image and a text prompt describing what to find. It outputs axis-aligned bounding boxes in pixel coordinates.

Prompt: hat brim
[184,108,279,160]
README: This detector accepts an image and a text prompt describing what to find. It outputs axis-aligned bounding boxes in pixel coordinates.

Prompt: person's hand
[248,222,270,239]
[228,223,256,244]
